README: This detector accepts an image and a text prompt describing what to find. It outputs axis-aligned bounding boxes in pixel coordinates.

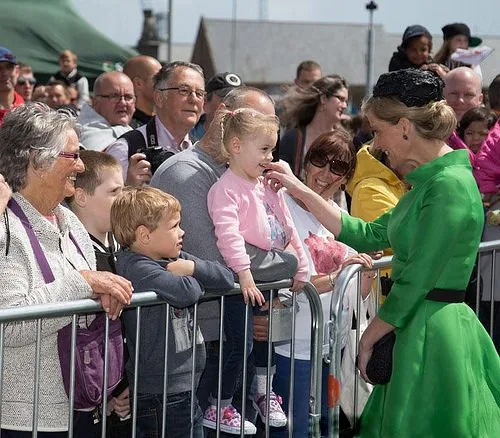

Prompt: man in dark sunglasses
[0,46,24,127]
[15,74,36,102]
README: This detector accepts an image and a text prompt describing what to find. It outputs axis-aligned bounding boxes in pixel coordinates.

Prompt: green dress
[338,150,500,438]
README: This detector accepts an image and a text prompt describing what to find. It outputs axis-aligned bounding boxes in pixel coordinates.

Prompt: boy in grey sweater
[111,186,234,438]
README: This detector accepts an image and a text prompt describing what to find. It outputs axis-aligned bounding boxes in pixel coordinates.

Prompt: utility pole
[231,0,237,71]
[167,0,173,62]
[259,0,268,20]
[365,1,378,98]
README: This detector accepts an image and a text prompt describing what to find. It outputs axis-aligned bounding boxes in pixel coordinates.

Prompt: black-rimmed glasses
[309,151,350,176]
[95,93,136,103]
[158,86,207,100]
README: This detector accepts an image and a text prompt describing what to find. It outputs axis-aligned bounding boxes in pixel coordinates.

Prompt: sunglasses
[309,151,351,176]
[17,77,36,86]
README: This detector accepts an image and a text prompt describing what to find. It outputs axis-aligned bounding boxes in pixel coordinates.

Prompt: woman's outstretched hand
[264,161,307,198]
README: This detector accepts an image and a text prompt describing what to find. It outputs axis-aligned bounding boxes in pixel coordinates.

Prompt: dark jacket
[388,47,429,72]
[115,249,234,395]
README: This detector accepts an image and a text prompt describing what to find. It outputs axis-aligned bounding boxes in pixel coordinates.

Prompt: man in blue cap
[0,47,24,126]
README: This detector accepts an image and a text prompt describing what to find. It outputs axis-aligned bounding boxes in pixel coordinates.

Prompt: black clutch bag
[365,331,396,385]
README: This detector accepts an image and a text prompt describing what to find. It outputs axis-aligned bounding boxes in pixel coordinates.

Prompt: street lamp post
[365,1,378,98]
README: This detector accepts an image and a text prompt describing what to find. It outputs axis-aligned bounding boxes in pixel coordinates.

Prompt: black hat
[442,23,482,48]
[401,25,431,46]
[373,69,444,107]
[206,72,243,96]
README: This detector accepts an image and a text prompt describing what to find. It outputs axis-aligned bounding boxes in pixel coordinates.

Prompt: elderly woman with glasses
[255,130,376,437]
[0,103,132,437]
[279,75,349,180]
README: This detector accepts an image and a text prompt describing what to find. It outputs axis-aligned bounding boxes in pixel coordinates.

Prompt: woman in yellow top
[347,144,408,298]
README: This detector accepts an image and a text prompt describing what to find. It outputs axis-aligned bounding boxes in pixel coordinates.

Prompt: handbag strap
[8,199,55,284]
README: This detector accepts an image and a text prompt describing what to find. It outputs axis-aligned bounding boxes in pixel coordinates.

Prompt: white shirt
[105,116,192,180]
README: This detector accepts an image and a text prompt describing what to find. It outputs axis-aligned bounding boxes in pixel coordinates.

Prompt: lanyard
[8,199,88,284]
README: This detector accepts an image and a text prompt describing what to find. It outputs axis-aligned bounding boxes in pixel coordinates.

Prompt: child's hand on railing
[238,269,266,306]
[165,259,195,277]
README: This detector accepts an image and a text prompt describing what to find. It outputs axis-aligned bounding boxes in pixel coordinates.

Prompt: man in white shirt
[106,61,205,186]
[78,71,135,151]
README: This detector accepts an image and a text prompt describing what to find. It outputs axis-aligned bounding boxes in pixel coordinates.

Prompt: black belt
[425,288,465,303]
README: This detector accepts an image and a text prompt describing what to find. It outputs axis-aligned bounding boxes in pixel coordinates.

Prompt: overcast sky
[72,0,499,47]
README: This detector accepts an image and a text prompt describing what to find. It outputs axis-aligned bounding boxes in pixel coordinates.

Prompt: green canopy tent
[0,0,137,84]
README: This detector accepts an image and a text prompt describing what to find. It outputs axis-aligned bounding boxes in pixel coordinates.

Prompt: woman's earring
[340,184,346,191]
[403,134,408,140]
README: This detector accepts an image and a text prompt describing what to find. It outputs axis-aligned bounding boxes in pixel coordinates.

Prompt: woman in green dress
[265,69,500,437]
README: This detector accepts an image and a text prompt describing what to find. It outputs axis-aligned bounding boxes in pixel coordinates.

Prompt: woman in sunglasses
[255,130,376,437]
[279,75,349,180]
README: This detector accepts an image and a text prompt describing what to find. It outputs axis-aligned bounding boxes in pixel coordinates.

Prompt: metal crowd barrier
[0,280,324,438]
[326,240,500,438]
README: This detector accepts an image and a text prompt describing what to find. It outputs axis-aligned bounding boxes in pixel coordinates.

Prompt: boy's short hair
[74,150,121,195]
[111,187,181,248]
[60,49,77,63]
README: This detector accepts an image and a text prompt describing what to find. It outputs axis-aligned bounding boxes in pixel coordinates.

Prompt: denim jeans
[135,391,203,438]
[272,354,329,437]
[215,293,276,401]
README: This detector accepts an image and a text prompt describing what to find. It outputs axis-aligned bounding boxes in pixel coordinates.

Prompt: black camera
[137,146,174,175]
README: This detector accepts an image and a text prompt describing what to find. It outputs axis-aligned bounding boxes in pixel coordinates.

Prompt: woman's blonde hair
[362,97,457,141]
[111,186,181,248]
[212,108,279,163]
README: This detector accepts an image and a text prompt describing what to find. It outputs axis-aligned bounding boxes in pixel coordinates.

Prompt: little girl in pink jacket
[205,108,308,434]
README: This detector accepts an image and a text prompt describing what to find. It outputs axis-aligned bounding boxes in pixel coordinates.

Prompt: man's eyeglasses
[309,151,351,176]
[159,86,207,100]
[58,151,80,161]
[17,77,36,86]
[95,93,136,103]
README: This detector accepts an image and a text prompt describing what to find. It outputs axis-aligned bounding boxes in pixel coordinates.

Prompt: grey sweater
[115,249,234,395]
[0,194,95,431]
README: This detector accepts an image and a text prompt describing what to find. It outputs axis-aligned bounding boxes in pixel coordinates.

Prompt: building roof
[192,18,500,87]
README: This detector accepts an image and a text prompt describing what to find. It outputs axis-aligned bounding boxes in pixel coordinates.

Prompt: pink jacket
[207,169,309,282]
[474,120,500,194]
[448,131,475,164]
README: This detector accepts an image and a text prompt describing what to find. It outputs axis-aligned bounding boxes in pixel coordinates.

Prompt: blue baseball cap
[0,47,17,64]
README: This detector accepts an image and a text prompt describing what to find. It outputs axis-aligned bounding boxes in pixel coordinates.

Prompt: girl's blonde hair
[362,97,457,141]
[213,108,279,163]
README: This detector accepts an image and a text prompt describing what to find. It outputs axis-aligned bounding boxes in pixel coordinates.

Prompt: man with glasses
[15,63,36,102]
[106,61,204,186]
[78,71,135,151]
[0,46,24,127]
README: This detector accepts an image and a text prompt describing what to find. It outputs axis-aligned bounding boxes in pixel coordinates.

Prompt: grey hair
[0,103,77,192]
[153,61,204,90]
